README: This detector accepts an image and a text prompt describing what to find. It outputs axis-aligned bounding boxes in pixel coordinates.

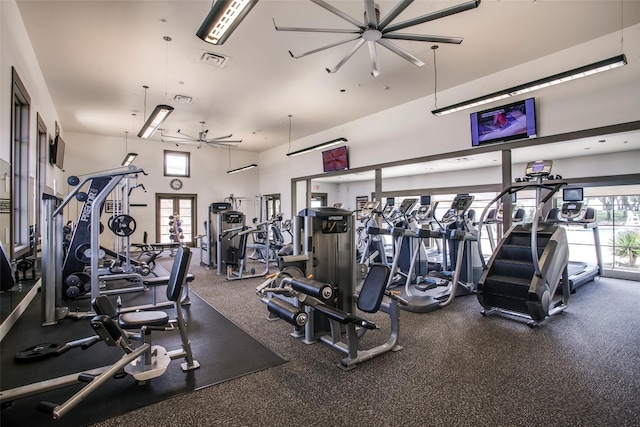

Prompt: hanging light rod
[432,54,627,116]
[286,137,348,157]
[227,163,258,174]
[137,104,174,139]
[196,0,258,45]
[121,153,138,167]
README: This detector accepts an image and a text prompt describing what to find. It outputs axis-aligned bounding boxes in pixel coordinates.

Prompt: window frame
[163,150,190,178]
[11,67,31,258]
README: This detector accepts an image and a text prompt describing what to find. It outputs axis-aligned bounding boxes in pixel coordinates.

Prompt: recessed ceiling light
[598,139,606,143]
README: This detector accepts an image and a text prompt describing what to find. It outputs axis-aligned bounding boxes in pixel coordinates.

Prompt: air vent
[198,51,230,68]
[173,94,194,104]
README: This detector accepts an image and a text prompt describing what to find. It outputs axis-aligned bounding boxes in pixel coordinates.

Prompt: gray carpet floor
[90,251,640,427]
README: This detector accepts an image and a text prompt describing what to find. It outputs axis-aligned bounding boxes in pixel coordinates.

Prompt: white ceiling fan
[275,0,481,77]
[161,121,242,148]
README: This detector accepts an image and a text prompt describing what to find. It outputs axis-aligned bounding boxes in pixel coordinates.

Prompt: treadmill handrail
[477,182,566,270]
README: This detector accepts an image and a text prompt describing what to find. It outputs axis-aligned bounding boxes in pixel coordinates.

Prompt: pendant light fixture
[138,37,175,138]
[226,146,258,174]
[432,54,627,116]
[197,0,258,45]
[121,131,138,166]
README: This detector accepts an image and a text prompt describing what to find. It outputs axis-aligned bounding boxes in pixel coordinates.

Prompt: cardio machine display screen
[321,217,348,234]
[225,213,243,223]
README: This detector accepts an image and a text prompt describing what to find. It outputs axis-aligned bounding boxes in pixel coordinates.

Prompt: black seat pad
[119,311,168,329]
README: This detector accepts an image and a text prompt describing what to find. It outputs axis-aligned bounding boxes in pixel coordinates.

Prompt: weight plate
[14,343,60,362]
[108,214,137,236]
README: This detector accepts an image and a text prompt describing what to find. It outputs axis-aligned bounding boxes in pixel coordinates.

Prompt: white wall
[62,132,259,246]
[0,1,63,187]
[260,25,640,216]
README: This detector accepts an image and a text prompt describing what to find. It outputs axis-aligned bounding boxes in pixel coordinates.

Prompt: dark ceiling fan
[161,121,242,148]
[275,0,480,77]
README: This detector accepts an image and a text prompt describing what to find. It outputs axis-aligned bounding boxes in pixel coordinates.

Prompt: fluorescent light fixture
[196,0,258,45]
[227,163,258,174]
[432,54,627,116]
[121,153,138,167]
[286,137,348,157]
[137,104,174,138]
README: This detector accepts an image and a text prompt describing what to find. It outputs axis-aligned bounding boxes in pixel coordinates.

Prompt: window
[11,68,31,257]
[265,194,281,220]
[163,150,190,177]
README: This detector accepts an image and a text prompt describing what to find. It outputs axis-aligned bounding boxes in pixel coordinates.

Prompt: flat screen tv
[322,145,348,172]
[471,97,537,147]
[563,187,583,202]
[53,135,65,169]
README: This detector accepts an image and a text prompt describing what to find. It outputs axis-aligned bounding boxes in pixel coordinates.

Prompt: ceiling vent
[173,94,194,104]
[198,51,230,68]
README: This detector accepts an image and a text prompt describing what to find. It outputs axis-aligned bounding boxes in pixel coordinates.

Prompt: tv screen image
[322,146,349,172]
[54,135,66,169]
[471,97,536,146]
[563,188,584,202]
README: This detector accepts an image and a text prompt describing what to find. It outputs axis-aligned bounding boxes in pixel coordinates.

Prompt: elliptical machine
[389,194,479,313]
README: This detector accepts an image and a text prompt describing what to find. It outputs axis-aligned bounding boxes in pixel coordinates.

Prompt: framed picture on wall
[356,196,368,220]
[105,200,122,214]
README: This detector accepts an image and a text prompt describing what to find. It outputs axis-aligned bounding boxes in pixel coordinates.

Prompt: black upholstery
[1,241,15,291]
[357,264,391,313]
[166,246,191,301]
[546,207,560,222]
[92,295,117,318]
[92,246,191,329]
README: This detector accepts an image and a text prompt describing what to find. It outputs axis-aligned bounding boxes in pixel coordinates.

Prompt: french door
[156,194,197,246]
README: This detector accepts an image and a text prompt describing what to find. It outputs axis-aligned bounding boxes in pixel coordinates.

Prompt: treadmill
[551,187,603,292]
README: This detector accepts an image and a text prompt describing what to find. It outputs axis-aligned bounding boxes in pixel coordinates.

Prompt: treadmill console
[525,160,553,178]
[560,202,590,222]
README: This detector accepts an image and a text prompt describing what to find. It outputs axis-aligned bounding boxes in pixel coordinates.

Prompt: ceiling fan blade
[161,135,196,142]
[383,33,463,44]
[326,38,366,74]
[290,35,361,59]
[311,0,365,29]
[367,40,380,77]
[378,0,415,29]
[383,0,480,33]
[162,139,200,146]
[364,0,378,28]
[273,19,360,34]
[377,39,425,67]
[207,134,234,141]
[205,141,242,148]
[176,130,198,140]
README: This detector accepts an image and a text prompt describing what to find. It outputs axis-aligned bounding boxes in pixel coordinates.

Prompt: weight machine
[256,207,407,369]
[41,167,187,325]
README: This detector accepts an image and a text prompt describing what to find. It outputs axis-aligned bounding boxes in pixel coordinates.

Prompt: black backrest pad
[92,295,117,317]
[0,241,15,291]
[166,246,191,302]
[358,263,391,313]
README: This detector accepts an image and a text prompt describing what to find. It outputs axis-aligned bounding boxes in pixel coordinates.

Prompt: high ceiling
[16,0,640,153]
